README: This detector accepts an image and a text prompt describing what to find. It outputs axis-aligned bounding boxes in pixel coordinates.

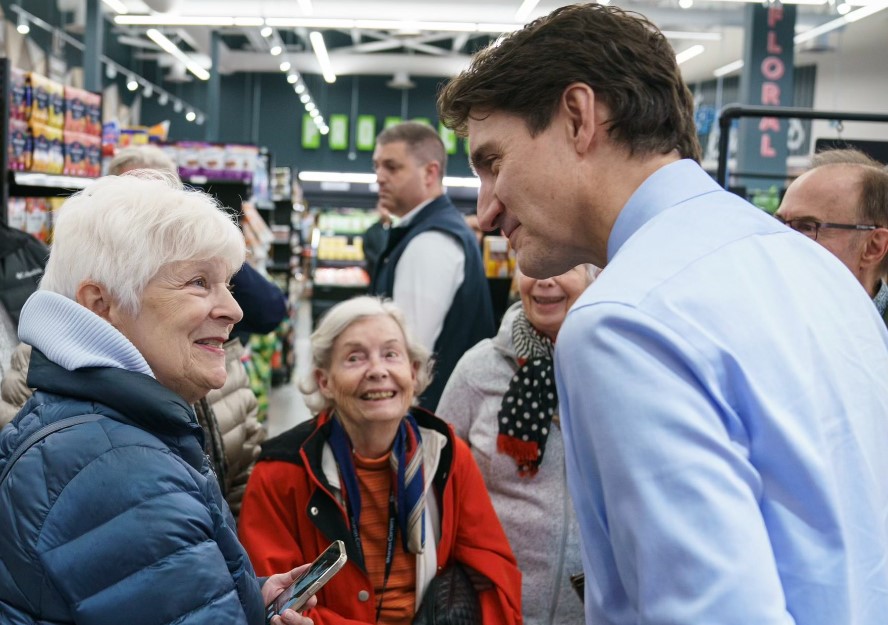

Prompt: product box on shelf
[30,122,65,175]
[64,132,102,178]
[28,73,65,129]
[8,119,32,171]
[63,86,102,136]
[9,68,29,121]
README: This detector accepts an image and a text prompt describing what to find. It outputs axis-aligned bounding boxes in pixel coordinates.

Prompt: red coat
[239,409,523,624]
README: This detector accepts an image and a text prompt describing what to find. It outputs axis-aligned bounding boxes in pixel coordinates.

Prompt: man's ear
[76,281,114,322]
[862,228,888,270]
[424,160,442,188]
[561,82,598,154]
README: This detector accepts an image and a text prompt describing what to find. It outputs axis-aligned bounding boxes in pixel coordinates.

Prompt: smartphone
[266,540,348,620]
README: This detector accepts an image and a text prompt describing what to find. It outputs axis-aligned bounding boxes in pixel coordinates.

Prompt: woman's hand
[262,565,318,625]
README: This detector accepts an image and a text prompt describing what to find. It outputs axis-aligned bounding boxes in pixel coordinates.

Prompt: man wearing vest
[776,148,888,327]
[370,122,494,411]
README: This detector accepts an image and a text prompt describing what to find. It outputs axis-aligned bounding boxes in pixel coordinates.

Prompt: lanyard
[347,488,398,623]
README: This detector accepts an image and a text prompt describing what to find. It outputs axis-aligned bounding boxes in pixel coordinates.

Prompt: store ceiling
[108,0,888,85]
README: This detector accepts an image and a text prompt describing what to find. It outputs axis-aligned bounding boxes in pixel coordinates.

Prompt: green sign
[329,115,349,151]
[439,123,458,155]
[302,115,320,149]
[412,117,432,127]
[384,116,402,129]
[356,115,377,151]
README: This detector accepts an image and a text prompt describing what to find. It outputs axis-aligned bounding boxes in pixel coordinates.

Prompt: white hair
[40,170,245,315]
[107,144,178,176]
[299,296,433,414]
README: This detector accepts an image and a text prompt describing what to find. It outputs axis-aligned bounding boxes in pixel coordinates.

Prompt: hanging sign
[356,115,376,151]
[384,116,402,129]
[329,115,349,150]
[439,123,458,155]
[302,115,321,149]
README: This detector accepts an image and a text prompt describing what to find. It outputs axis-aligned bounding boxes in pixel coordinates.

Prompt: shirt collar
[397,197,436,227]
[607,159,723,263]
[873,280,888,317]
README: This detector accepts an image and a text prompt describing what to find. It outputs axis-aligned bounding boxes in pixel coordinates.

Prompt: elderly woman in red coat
[239,296,522,625]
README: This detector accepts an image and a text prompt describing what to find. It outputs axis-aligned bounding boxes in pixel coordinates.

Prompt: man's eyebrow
[469,144,491,171]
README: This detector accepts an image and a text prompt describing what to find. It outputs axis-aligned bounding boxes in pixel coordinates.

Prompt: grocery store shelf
[8,171,95,196]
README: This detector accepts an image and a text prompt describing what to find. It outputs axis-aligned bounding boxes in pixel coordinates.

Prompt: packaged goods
[28,73,65,128]
[30,122,64,174]
[24,198,50,242]
[9,68,29,121]
[84,90,102,136]
[63,131,100,177]
[8,119,32,171]
[64,86,89,134]
[7,198,26,231]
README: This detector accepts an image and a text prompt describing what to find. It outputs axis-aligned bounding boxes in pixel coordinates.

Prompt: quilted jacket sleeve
[206,339,264,518]
[3,417,258,625]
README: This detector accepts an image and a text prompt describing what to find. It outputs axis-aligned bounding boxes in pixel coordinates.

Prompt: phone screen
[268,541,347,616]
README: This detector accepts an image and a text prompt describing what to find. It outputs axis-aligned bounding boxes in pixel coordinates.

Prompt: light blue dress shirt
[555,159,888,625]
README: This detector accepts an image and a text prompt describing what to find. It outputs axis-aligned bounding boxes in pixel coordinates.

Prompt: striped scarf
[329,413,426,554]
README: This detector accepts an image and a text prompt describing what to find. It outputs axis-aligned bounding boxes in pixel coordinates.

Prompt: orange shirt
[354,452,417,625]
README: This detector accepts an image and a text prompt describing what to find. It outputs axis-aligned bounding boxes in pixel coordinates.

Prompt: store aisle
[265,297,314,438]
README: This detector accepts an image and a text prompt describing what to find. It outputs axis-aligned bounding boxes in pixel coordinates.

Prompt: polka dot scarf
[496,308,557,477]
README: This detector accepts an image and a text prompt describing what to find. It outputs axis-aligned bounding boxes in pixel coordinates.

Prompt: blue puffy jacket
[0,349,266,625]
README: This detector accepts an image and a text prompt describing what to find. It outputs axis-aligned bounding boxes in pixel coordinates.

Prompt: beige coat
[0,339,264,517]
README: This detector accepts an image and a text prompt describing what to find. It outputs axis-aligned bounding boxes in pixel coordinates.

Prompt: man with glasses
[776,148,888,325]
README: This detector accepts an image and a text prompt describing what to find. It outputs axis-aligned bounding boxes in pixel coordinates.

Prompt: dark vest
[370,195,495,411]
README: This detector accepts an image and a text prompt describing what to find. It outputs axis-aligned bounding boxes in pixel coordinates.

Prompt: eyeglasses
[776,216,879,241]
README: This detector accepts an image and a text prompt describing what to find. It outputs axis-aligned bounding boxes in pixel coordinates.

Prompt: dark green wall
[141,73,474,177]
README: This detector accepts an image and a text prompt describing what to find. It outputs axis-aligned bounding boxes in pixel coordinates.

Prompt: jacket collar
[27,349,204,464]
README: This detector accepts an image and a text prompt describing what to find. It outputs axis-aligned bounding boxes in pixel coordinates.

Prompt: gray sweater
[437,303,585,625]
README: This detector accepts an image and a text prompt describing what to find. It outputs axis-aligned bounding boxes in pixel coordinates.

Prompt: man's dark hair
[376,121,447,181]
[437,3,701,162]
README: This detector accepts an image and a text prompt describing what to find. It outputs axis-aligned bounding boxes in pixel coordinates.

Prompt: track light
[300,93,310,104]
[173,99,183,113]
[295,83,306,94]
[185,111,196,122]
[158,92,169,105]
[143,84,153,97]
[16,15,30,35]
[280,61,291,72]
[270,45,282,56]
[260,26,273,37]
[127,76,139,91]
[105,64,117,79]
[287,74,298,84]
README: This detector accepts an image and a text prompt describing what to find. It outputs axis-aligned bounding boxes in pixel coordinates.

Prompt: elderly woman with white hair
[0,173,314,625]
[238,296,522,624]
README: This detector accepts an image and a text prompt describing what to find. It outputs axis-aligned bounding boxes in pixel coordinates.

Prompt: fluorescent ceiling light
[310,31,337,83]
[704,0,827,4]
[795,0,888,42]
[515,0,541,22]
[662,30,721,41]
[117,16,263,26]
[299,171,378,184]
[102,0,128,14]
[713,59,745,77]
[676,44,705,65]
[444,176,481,188]
[146,28,210,80]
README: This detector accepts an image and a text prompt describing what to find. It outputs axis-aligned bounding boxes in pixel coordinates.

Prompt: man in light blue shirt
[438,4,888,624]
